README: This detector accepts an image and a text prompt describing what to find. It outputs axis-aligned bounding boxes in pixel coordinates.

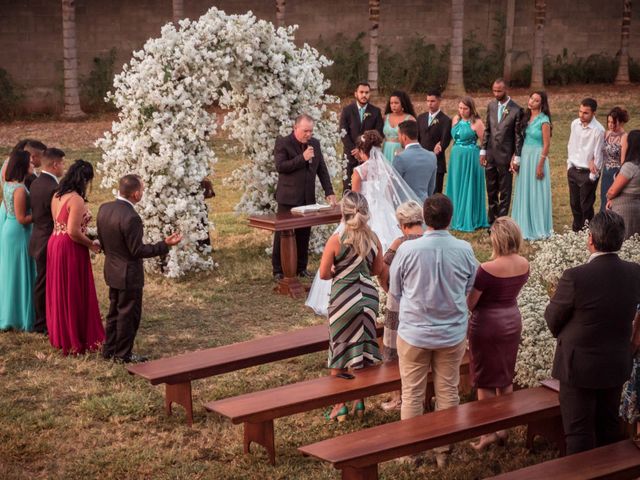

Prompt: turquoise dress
[0,182,36,331]
[511,113,552,240]
[382,115,408,164]
[446,120,488,231]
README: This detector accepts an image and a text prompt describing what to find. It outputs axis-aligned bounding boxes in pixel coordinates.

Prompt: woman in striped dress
[319,191,383,421]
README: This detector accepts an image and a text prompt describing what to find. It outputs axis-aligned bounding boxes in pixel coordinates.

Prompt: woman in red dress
[46,160,104,354]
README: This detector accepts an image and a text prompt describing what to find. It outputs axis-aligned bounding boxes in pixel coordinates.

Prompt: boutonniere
[503,107,510,117]
[431,118,439,126]
[363,112,371,120]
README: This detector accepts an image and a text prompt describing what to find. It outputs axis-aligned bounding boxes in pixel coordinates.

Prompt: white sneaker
[381,399,402,411]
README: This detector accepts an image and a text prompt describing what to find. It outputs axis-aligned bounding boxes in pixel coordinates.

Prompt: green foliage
[543,49,618,86]
[462,14,505,91]
[80,48,117,112]
[317,33,368,96]
[510,64,532,88]
[630,57,640,82]
[0,68,23,120]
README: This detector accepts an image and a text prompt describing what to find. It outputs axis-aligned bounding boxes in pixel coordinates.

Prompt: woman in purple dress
[467,217,529,450]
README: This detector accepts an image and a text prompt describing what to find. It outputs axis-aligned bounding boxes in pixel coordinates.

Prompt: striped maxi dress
[327,236,382,370]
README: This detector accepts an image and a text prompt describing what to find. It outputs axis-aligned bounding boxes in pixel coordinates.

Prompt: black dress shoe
[116,353,149,364]
[298,269,315,278]
[273,273,284,281]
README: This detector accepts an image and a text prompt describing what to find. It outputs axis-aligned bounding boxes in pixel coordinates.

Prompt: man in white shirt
[567,98,605,231]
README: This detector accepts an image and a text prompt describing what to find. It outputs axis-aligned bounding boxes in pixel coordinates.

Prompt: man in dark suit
[28,147,65,334]
[417,90,452,193]
[545,211,640,454]
[272,114,336,280]
[480,79,524,224]
[97,175,182,363]
[339,82,384,191]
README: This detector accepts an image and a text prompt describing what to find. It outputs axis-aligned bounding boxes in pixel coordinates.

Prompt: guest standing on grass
[393,120,437,203]
[47,160,104,355]
[389,194,477,468]
[417,90,452,194]
[320,191,383,422]
[446,97,488,232]
[339,82,384,191]
[0,150,36,332]
[28,148,66,335]
[382,91,416,164]
[567,98,605,231]
[545,211,640,455]
[511,91,553,240]
[467,217,529,450]
[98,174,182,364]
[607,130,640,239]
[601,107,629,212]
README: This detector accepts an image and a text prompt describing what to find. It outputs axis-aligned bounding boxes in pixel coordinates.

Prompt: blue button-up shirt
[389,229,478,349]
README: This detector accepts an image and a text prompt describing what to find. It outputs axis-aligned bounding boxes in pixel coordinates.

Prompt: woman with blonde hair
[319,191,384,421]
[446,96,488,231]
[467,216,529,449]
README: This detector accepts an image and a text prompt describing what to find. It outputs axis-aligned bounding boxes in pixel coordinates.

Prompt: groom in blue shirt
[393,120,437,203]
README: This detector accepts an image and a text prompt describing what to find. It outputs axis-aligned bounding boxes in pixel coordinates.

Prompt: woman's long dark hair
[626,130,640,166]
[55,159,94,201]
[384,90,417,118]
[5,150,31,183]
[522,90,553,135]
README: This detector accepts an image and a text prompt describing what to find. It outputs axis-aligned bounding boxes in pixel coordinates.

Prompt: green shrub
[80,48,117,112]
[629,57,640,82]
[462,13,505,91]
[544,49,618,85]
[0,68,23,120]
[317,33,368,96]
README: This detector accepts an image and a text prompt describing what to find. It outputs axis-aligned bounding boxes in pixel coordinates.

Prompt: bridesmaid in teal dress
[446,96,489,231]
[511,91,553,240]
[383,91,416,164]
[0,150,36,331]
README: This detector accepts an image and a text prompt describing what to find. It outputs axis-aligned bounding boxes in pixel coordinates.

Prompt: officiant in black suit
[545,211,640,454]
[339,82,384,191]
[97,174,182,363]
[272,114,336,280]
[417,90,452,193]
[28,147,65,334]
[480,79,524,224]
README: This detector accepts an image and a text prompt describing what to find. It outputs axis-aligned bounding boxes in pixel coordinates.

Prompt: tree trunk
[531,0,546,89]
[368,0,380,92]
[445,0,465,96]
[503,0,516,83]
[275,0,286,28]
[61,0,86,119]
[172,0,184,25]
[615,0,632,85]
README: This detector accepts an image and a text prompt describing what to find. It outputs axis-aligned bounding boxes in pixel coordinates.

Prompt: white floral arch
[97,7,340,277]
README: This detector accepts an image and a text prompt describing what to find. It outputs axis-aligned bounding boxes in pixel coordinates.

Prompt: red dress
[46,200,105,354]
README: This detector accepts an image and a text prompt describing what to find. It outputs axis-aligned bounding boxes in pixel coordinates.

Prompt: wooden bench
[298,386,563,480]
[488,439,640,480]
[127,324,383,425]
[205,354,470,465]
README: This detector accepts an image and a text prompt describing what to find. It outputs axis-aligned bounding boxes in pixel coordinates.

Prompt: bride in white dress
[306,130,420,316]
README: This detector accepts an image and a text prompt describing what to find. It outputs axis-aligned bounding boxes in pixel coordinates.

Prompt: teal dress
[382,115,408,164]
[446,120,488,231]
[0,182,36,331]
[512,113,552,240]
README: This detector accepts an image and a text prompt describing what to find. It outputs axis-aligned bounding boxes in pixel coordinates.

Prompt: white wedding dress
[305,146,420,316]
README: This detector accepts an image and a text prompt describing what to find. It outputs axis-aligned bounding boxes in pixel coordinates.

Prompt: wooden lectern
[248,206,342,298]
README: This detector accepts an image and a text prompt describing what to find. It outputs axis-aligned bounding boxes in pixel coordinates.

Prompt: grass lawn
[0,85,639,479]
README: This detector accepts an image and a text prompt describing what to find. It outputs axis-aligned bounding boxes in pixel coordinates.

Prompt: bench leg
[526,415,565,456]
[341,465,378,480]
[165,382,193,426]
[243,420,276,465]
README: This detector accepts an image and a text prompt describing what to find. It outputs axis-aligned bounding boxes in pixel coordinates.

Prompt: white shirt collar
[41,170,59,184]
[429,110,440,118]
[116,195,136,209]
[404,142,420,149]
[357,102,368,110]
[499,97,511,106]
[588,251,617,262]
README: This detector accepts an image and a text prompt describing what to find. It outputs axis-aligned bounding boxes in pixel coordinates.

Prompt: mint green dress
[382,115,408,164]
[446,120,488,231]
[0,182,36,331]
[512,113,552,240]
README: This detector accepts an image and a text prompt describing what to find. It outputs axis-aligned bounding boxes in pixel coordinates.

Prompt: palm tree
[445,0,465,96]
[275,0,286,28]
[615,0,632,85]
[61,0,85,119]
[172,0,184,25]
[503,0,516,83]
[367,0,380,92]
[531,0,546,89]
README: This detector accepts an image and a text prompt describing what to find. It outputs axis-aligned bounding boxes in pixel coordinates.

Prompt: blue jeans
[600,166,620,212]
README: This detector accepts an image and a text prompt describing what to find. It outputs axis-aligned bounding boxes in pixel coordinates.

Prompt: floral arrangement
[97,7,340,277]
[515,230,640,387]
